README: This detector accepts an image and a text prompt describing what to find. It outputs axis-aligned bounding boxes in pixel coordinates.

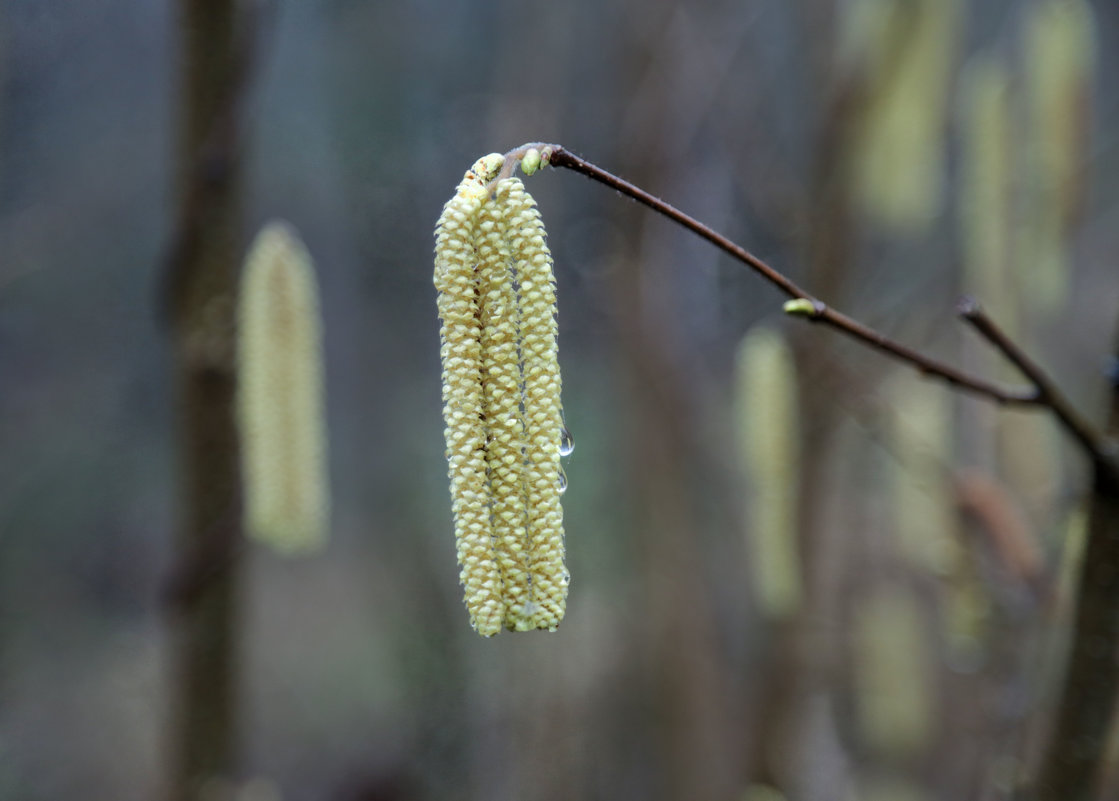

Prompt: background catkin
[435,157,568,635]
[734,326,801,620]
[853,583,933,762]
[237,221,330,554]
[1021,0,1094,318]
[844,0,959,231]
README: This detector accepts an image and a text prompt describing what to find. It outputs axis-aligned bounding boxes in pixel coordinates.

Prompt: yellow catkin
[475,185,533,630]
[503,179,567,632]
[435,157,568,635]
[237,221,330,554]
[734,327,801,620]
[435,153,507,637]
[846,0,960,231]
[1020,0,1095,317]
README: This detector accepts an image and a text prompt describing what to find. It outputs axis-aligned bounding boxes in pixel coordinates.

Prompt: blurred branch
[521,145,1117,481]
[1033,323,1119,801]
[958,298,1116,480]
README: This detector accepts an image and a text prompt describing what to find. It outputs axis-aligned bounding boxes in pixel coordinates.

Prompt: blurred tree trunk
[1034,324,1119,801]
[611,5,743,799]
[165,1,246,799]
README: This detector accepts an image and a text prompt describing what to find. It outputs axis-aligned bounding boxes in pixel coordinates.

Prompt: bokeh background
[2,1,1118,799]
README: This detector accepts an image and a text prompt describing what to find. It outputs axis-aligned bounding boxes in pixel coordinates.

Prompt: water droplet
[559,425,575,457]
[558,409,575,457]
[557,467,568,495]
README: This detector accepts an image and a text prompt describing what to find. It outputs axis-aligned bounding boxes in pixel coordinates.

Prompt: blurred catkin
[742,784,788,801]
[734,326,801,620]
[887,372,956,574]
[853,584,933,761]
[237,221,330,554]
[886,374,983,660]
[1020,0,1095,317]
[434,154,568,636]
[959,19,1078,528]
[846,0,960,231]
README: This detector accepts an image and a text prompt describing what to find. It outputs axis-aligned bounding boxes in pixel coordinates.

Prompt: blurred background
[1,0,1118,799]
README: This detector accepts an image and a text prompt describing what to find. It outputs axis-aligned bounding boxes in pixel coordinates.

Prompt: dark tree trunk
[165,2,247,799]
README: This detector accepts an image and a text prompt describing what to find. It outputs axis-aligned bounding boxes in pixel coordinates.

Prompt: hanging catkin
[845,0,960,231]
[237,221,330,554]
[1021,0,1095,317]
[434,153,568,635]
[734,326,801,620]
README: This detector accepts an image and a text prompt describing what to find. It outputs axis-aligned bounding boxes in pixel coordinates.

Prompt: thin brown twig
[505,144,1118,480]
[534,145,1037,402]
[958,297,1118,481]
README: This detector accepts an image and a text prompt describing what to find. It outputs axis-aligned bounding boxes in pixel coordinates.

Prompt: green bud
[783,299,817,317]
[521,148,542,176]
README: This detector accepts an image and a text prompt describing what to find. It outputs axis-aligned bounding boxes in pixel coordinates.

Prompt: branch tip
[956,295,982,318]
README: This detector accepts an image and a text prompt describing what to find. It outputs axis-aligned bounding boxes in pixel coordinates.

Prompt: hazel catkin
[434,154,569,635]
[237,221,330,554]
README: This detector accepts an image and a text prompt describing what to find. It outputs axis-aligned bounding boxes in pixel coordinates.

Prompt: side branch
[959,298,1118,481]
[515,144,1116,479]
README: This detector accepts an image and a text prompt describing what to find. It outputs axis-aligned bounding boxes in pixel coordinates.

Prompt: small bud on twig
[782,298,818,317]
